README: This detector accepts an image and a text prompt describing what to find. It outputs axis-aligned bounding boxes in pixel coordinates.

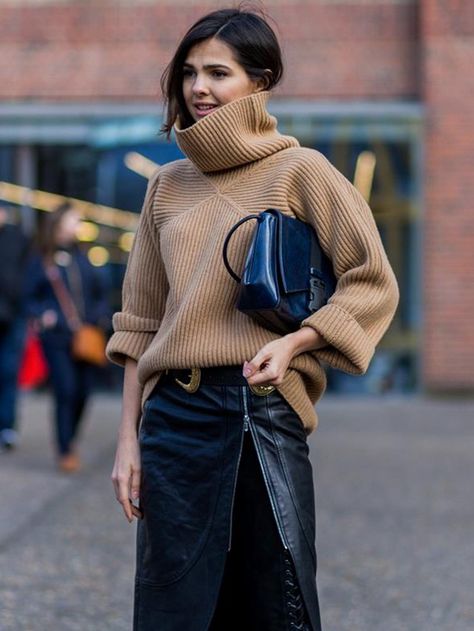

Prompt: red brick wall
[420,0,474,390]
[0,0,418,100]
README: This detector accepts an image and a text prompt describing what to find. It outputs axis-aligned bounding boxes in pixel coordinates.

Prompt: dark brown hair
[160,6,284,138]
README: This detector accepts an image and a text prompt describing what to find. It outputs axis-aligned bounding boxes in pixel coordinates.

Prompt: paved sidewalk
[313,395,474,631]
[0,391,473,631]
[0,392,135,631]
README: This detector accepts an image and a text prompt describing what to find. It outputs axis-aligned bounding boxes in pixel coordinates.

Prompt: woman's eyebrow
[183,62,232,70]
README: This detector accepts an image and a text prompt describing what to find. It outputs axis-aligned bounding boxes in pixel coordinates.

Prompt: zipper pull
[243,414,250,432]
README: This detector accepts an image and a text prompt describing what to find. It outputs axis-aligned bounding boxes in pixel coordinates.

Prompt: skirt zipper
[227,408,249,551]
[241,385,289,550]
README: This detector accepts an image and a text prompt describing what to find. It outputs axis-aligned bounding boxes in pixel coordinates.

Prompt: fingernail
[243,367,251,377]
[132,490,139,498]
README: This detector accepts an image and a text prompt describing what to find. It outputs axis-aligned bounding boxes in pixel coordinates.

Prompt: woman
[107,8,399,631]
[26,202,109,472]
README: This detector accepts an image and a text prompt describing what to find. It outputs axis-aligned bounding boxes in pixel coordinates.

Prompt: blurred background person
[0,205,30,451]
[25,202,110,473]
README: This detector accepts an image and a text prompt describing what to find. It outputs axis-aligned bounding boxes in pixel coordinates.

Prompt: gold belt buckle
[174,367,201,393]
[249,383,276,396]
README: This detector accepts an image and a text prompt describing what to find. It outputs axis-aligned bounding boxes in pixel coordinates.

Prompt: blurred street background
[2,0,473,397]
[1,0,473,630]
[1,392,473,630]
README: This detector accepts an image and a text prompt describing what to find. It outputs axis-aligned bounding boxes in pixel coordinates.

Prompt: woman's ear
[253,69,273,92]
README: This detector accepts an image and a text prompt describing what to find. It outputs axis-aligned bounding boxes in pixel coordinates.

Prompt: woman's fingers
[245,360,275,383]
[116,473,134,522]
[245,340,292,386]
[130,466,141,501]
[111,436,142,522]
[129,467,143,519]
[131,503,143,520]
[121,500,134,522]
[111,465,134,522]
[243,352,271,378]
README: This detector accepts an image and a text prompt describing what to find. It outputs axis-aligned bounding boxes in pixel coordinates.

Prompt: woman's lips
[194,104,219,117]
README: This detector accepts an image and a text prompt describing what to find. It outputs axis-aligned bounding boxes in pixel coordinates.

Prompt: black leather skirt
[134,366,322,631]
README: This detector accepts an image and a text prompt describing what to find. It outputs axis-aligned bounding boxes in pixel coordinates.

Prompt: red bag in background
[18,329,49,389]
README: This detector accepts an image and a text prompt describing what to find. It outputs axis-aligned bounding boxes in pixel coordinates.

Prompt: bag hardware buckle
[174,367,201,393]
[309,275,326,311]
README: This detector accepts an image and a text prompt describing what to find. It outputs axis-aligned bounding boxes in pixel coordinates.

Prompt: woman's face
[182,37,265,123]
[55,209,81,247]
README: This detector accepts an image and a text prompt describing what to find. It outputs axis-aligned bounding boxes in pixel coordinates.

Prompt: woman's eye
[183,68,194,77]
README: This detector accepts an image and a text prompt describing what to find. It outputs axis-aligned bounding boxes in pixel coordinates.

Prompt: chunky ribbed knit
[106,90,399,434]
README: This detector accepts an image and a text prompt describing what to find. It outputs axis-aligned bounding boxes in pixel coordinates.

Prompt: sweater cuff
[105,330,156,367]
[300,303,374,375]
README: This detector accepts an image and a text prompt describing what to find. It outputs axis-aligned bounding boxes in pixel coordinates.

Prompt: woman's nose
[192,75,210,95]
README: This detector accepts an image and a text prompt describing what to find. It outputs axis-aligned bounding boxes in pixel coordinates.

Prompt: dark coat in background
[0,223,30,327]
[24,245,110,340]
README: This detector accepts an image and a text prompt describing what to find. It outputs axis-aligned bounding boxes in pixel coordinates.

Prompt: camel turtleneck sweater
[106,90,399,434]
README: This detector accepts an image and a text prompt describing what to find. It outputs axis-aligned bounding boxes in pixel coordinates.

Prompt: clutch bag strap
[222,214,261,282]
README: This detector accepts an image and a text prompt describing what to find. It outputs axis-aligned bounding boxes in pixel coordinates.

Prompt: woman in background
[26,203,109,472]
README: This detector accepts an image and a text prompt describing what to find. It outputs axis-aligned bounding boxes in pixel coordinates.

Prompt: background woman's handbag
[45,265,107,367]
[71,323,107,367]
[222,208,337,334]
[18,325,49,389]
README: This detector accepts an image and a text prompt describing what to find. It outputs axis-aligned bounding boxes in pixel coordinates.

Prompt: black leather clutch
[222,208,337,334]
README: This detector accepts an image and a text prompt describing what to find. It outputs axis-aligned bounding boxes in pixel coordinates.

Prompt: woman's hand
[243,326,327,386]
[111,432,142,523]
[40,309,57,329]
[111,357,144,522]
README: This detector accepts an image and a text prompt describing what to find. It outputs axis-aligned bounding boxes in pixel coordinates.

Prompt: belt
[162,365,276,397]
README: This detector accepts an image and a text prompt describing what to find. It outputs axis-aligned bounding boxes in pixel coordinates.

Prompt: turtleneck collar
[173,91,299,173]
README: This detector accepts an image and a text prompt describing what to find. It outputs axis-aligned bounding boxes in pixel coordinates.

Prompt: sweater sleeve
[289,149,400,374]
[106,169,169,366]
